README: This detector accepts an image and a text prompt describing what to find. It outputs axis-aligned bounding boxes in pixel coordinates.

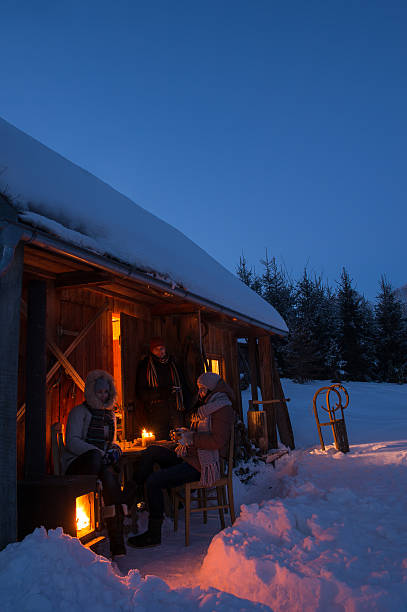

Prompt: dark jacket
[136,354,189,440]
[183,379,235,472]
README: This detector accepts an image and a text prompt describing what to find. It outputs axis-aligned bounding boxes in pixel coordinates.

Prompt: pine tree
[250,267,262,295]
[336,268,373,381]
[236,254,253,287]
[260,251,293,322]
[374,276,407,382]
[236,254,262,294]
[285,270,336,382]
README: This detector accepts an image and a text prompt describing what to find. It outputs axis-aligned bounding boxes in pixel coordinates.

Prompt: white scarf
[176,391,232,487]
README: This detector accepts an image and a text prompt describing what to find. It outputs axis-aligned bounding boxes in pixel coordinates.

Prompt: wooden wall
[17,285,151,475]
[17,286,246,474]
[203,322,242,419]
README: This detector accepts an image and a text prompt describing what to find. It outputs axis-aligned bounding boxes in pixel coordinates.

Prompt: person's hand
[170,427,188,441]
[103,444,122,466]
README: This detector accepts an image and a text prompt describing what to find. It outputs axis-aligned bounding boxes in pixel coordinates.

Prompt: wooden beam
[24,279,47,479]
[0,242,23,550]
[270,342,295,450]
[24,264,56,280]
[258,336,278,448]
[84,285,157,305]
[47,340,85,392]
[55,270,113,289]
[17,304,108,421]
[258,336,295,450]
[248,337,259,403]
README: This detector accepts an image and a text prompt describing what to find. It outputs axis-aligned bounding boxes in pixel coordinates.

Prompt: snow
[0,117,287,334]
[2,380,407,611]
[0,527,268,612]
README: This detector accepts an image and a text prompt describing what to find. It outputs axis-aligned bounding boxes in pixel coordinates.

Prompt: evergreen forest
[236,253,407,383]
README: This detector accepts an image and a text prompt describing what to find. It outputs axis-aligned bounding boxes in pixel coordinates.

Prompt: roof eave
[9,219,288,337]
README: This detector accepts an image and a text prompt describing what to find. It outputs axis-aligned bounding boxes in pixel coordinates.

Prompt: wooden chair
[51,422,65,475]
[172,426,236,546]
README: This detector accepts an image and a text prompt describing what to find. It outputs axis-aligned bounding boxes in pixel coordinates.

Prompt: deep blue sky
[2,1,406,300]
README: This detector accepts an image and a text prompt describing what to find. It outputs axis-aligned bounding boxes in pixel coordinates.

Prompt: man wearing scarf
[135,337,189,440]
[128,371,235,548]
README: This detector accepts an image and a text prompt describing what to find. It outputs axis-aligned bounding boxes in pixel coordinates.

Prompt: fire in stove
[18,475,103,547]
[76,492,95,539]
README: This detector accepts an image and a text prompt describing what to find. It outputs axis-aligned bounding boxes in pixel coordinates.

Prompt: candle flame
[142,428,154,438]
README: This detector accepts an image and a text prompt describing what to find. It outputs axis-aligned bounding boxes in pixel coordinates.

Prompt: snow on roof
[0,117,288,334]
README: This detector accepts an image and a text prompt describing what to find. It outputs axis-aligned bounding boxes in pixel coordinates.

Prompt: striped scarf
[85,404,115,450]
[146,354,184,411]
[178,392,232,487]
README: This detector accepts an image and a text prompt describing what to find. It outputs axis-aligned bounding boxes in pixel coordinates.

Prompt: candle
[141,428,156,447]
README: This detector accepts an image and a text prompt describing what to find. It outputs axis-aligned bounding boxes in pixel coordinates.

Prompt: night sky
[2,0,406,300]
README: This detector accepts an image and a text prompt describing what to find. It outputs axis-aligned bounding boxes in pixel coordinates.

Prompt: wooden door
[120,313,152,439]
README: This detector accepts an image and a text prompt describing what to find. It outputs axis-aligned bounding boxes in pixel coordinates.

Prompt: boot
[106,505,126,558]
[127,517,162,548]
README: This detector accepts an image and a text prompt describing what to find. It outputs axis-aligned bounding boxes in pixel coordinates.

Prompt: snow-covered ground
[1,380,407,611]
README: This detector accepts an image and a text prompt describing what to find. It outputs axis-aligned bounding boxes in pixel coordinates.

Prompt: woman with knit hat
[135,337,190,440]
[128,371,235,548]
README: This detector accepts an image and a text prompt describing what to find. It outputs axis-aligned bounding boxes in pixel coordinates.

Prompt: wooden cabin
[0,117,294,549]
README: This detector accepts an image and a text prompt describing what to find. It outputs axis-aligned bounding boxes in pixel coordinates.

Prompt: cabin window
[205,354,224,378]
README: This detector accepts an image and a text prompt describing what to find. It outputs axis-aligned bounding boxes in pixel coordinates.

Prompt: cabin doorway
[112,313,124,440]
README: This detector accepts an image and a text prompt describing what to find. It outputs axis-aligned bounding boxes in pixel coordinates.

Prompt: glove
[170,427,189,442]
[179,431,194,446]
[175,429,194,457]
[103,444,122,466]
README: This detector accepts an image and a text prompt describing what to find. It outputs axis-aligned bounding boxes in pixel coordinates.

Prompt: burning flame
[141,428,155,446]
[76,494,93,536]
[142,428,154,439]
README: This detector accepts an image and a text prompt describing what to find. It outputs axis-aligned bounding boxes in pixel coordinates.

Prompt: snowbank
[0,527,271,611]
[200,443,407,611]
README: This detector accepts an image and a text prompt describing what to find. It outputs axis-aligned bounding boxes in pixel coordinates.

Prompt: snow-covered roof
[0,117,288,334]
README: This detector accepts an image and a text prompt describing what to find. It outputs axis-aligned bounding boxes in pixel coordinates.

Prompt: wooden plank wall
[17,285,151,474]
[17,286,246,473]
[204,323,242,420]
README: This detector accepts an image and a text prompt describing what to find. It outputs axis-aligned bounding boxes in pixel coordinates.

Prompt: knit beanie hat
[197,372,221,391]
[150,337,166,351]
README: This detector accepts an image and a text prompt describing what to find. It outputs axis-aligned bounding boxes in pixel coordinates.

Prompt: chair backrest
[51,422,65,475]
[221,424,234,480]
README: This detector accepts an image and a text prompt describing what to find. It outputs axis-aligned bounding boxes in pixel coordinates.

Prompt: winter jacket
[135,354,189,439]
[62,370,117,474]
[183,379,235,473]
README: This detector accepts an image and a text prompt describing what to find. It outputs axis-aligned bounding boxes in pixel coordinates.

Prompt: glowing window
[205,355,224,377]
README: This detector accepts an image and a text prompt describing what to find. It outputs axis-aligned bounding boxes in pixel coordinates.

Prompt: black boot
[127,517,162,548]
[106,505,126,558]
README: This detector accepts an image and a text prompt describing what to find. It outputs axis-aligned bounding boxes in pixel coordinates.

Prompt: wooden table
[119,440,176,483]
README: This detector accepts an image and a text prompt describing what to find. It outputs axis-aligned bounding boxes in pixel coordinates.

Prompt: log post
[258,335,295,450]
[269,342,295,449]
[258,336,278,448]
[247,336,258,403]
[24,279,47,479]
[247,410,268,452]
[0,242,23,549]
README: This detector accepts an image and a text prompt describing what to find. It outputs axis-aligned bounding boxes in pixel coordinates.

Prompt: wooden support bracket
[17,303,109,421]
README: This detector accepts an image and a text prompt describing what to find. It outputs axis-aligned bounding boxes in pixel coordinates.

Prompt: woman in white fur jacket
[63,369,126,558]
